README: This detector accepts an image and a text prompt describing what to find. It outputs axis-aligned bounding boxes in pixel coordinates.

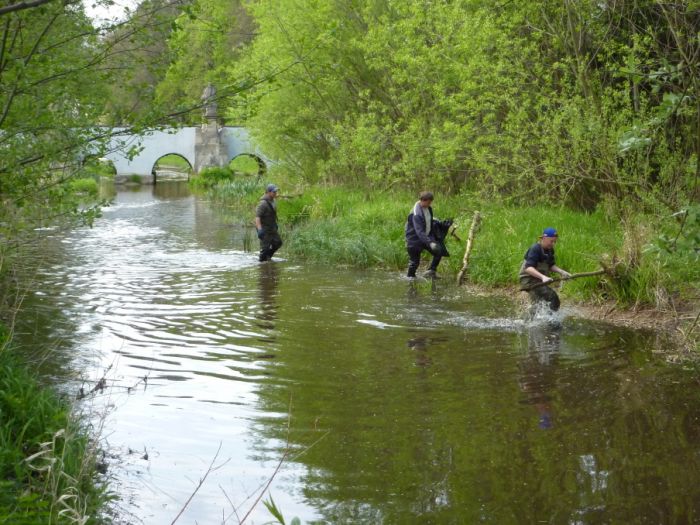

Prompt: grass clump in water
[276,186,413,268]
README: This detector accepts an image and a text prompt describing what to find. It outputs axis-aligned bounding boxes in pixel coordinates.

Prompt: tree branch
[0,0,60,17]
[0,11,59,128]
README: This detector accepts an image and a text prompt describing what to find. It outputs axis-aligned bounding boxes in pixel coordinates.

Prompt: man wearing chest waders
[519,227,571,311]
[405,191,446,279]
[255,184,283,262]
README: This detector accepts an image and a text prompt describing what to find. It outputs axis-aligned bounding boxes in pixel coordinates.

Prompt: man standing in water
[405,191,444,279]
[255,184,282,262]
[519,227,571,311]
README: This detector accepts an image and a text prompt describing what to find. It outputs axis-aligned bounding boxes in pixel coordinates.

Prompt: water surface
[15,182,700,524]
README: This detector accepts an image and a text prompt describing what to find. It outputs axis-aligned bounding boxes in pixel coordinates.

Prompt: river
[13,182,700,524]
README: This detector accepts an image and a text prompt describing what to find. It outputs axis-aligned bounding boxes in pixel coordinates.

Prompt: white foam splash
[526,302,565,328]
[356,319,403,329]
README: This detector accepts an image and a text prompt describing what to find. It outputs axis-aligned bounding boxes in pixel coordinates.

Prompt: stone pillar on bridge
[194,84,229,173]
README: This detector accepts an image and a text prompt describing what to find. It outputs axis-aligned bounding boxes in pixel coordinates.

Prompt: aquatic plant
[263,495,301,525]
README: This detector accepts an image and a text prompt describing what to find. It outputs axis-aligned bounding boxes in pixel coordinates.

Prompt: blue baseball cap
[266,184,279,193]
[542,227,558,238]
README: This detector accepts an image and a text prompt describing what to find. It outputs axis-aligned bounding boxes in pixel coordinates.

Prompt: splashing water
[526,301,564,328]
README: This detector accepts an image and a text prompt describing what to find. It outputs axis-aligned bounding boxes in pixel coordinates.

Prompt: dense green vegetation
[0,329,109,524]
[0,0,697,518]
[176,0,698,313]
[162,1,698,209]
[209,180,698,309]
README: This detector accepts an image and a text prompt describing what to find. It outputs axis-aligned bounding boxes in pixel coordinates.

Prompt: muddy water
[14,182,700,523]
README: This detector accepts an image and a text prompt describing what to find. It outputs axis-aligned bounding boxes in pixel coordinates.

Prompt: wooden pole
[457,211,481,285]
[521,269,607,291]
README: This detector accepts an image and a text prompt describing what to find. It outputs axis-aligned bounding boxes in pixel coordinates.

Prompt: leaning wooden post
[457,211,481,285]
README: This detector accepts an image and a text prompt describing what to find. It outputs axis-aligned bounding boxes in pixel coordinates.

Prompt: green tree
[155,0,256,124]
[0,1,109,253]
[0,0,194,307]
[101,0,185,124]
[221,0,697,210]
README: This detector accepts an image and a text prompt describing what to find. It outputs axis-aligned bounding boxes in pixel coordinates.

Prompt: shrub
[189,166,234,189]
[69,177,98,196]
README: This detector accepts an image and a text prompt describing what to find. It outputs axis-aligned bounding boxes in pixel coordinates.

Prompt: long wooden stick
[457,211,481,285]
[521,269,607,291]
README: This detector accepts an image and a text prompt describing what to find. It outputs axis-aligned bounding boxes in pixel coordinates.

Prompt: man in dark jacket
[255,184,283,262]
[519,227,571,311]
[405,191,444,279]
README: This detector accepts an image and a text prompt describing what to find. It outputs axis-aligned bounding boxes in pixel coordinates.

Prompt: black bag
[432,219,453,257]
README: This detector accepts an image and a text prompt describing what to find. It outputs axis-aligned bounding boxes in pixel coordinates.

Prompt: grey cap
[266,184,279,193]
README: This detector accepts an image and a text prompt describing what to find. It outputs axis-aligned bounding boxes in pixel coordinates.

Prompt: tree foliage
[154,0,255,124]
[0,1,110,255]
[0,0,191,289]
[101,0,185,124]
[195,0,699,211]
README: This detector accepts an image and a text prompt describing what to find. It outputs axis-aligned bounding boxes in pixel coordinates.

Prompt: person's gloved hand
[541,276,554,283]
[257,228,265,240]
[429,242,440,254]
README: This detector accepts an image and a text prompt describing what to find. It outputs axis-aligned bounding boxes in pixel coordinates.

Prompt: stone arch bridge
[103,125,270,184]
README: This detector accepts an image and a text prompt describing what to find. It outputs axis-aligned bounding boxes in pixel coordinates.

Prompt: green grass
[69,177,99,196]
[229,154,262,176]
[189,166,235,190]
[207,182,698,309]
[156,154,191,171]
[0,337,109,524]
[208,178,267,208]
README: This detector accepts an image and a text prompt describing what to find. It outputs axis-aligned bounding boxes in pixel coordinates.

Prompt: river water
[13,182,700,524]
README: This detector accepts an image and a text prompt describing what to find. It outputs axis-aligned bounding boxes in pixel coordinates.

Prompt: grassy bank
[0,328,109,524]
[205,179,698,310]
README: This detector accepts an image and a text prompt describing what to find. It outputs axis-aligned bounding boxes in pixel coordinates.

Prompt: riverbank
[206,180,699,352]
[463,282,699,359]
[0,326,109,523]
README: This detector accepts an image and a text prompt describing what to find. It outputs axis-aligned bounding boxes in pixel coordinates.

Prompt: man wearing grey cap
[255,184,283,262]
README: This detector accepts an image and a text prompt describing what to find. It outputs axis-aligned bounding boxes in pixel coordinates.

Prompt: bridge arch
[104,126,271,184]
[151,153,193,183]
[229,153,267,177]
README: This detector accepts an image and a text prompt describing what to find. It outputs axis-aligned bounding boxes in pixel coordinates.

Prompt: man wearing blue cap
[255,184,283,262]
[518,227,571,311]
